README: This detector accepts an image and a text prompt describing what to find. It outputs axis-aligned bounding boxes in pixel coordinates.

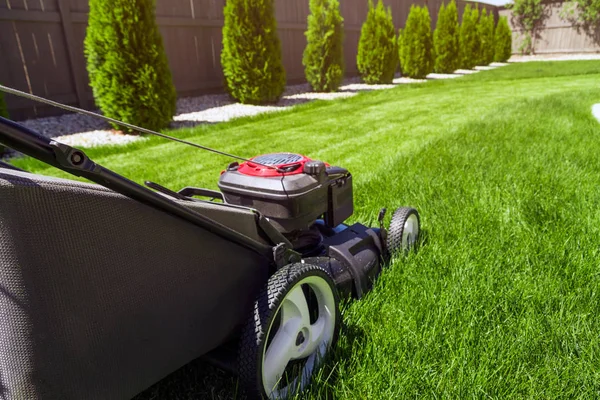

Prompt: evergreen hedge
[478,9,495,65]
[357,0,397,84]
[433,1,460,73]
[221,0,286,104]
[84,0,176,132]
[471,8,481,66]
[459,5,479,69]
[400,5,434,79]
[303,0,345,92]
[397,28,404,75]
[494,16,513,62]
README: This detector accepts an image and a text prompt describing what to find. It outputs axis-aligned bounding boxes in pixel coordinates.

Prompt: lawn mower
[0,86,420,399]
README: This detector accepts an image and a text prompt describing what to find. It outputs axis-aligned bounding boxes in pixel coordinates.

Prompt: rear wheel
[387,207,420,255]
[238,263,340,399]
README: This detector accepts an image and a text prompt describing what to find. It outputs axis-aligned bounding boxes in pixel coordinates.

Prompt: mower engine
[218,153,383,298]
[218,153,352,232]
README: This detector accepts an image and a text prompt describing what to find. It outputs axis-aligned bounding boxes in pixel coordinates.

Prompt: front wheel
[238,263,341,399]
[387,207,420,255]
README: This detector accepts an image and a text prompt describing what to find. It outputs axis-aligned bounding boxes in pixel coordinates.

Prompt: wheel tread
[238,263,340,399]
[388,207,420,254]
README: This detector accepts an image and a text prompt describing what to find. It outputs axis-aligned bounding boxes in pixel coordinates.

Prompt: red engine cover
[237,153,315,177]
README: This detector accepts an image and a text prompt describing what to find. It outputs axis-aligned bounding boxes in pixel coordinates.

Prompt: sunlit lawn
[13,60,600,399]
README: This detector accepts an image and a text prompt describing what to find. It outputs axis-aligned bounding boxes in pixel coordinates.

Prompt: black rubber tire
[387,207,420,255]
[238,263,341,399]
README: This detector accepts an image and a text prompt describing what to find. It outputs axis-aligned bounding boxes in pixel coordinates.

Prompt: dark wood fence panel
[1,0,498,120]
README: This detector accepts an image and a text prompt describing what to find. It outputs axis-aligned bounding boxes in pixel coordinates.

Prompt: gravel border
[7,64,515,150]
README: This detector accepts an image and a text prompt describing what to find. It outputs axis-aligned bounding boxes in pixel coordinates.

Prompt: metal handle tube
[0,117,275,260]
[0,117,58,163]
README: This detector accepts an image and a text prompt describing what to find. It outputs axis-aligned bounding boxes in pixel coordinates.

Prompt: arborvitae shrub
[494,16,513,62]
[400,6,434,79]
[485,10,497,64]
[397,28,404,75]
[357,0,397,84]
[222,0,286,104]
[471,8,481,65]
[478,9,495,65]
[303,0,345,92]
[459,5,479,69]
[85,0,176,132]
[433,1,460,73]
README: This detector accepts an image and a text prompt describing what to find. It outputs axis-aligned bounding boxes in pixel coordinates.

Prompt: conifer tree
[494,16,513,62]
[472,7,481,65]
[85,0,176,132]
[397,28,404,75]
[485,10,497,64]
[303,0,345,92]
[357,0,398,84]
[221,0,286,103]
[459,5,479,69]
[478,9,495,65]
[434,1,460,73]
[400,6,434,79]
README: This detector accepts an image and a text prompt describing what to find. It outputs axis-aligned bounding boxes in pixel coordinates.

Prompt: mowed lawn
[13,61,600,399]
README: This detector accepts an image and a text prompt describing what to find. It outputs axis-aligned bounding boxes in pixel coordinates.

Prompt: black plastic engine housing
[218,161,353,233]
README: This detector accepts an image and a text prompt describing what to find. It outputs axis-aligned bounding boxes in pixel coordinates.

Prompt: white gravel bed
[394,77,427,84]
[454,69,481,74]
[174,78,362,125]
[19,112,110,137]
[340,83,397,91]
[490,62,510,67]
[283,91,356,101]
[53,130,148,147]
[474,65,498,70]
[427,73,462,79]
[174,103,287,124]
[510,53,600,62]
[593,104,600,124]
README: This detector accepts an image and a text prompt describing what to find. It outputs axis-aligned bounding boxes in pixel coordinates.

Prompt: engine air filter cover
[237,153,312,177]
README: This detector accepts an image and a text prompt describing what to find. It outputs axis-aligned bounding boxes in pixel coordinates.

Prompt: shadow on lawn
[133,232,424,400]
[133,319,369,400]
[133,358,243,400]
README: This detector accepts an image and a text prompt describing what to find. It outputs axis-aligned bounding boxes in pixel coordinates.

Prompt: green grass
[11,61,600,398]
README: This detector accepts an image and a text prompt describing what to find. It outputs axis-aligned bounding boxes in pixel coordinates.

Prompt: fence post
[57,0,88,109]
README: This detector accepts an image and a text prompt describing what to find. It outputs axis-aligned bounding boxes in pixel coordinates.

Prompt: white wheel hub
[262,276,336,398]
[402,214,419,249]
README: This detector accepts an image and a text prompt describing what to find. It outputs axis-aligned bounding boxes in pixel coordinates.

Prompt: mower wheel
[238,263,340,399]
[387,207,420,255]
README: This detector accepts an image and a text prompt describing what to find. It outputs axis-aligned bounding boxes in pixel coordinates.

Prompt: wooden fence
[499,3,600,55]
[0,0,497,120]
